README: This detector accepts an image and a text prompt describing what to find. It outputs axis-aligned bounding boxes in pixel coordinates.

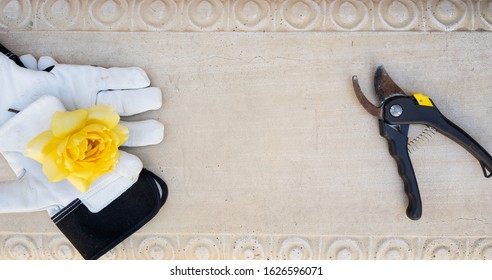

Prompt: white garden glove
[0,51,164,209]
[0,51,167,259]
[1,52,163,177]
[0,95,151,214]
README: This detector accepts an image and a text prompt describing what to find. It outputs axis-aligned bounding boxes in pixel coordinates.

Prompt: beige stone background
[0,0,492,260]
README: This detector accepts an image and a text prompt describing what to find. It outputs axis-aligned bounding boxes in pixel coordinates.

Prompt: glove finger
[38,55,58,71]
[0,55,54,125]
[96,87,162,116]
[96,66,151,91]
[19,54,37,70]
[120,120,164,147]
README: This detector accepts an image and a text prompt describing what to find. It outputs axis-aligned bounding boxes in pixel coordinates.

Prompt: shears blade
[374,65,406,103]
[352,75,381,118]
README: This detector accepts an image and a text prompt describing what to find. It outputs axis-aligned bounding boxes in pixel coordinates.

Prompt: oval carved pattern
[89,0,128,27]
[422,238,462,260]
[137,0,178,29]
[478,0,492,28]
[184,236,221,260]
[232,237,266,260]
[137,236,175,260]
[329,0,369,30]
[279,0,321,30]
[375,238,412,260]
[472,239,492,260]
[427,0,468,30]
[47,236,79,260]
[40,0,80,29]
[0,0,31,29]
[325,238,364,260]
[3,235,38,260]
[278,237,313,260]
[233,0,270,29]
[378,0,419,30]
[187,0,224,29]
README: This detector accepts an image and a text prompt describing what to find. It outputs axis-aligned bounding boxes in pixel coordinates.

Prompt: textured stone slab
[0,29,491,259]
[0,0,491,32]
[1,233,492,260]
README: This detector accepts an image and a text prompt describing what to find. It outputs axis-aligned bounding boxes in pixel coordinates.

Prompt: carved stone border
[1,233,491,259]
[0,0,490,32]
[1,0,491,260]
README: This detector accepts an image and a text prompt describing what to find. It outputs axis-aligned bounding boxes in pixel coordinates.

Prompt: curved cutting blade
[352,75,381,118]
[374,65,406,104]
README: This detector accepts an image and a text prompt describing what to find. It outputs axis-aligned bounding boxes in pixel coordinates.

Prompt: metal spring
[408,126,437,154]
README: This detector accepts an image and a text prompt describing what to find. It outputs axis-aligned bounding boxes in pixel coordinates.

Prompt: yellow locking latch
[412,93,433,107]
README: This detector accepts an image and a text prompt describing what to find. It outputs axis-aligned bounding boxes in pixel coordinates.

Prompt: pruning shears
[352,65,492,220]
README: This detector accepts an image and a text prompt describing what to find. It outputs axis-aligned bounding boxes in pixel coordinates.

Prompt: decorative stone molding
[0,0,490,32]
[0,1,490,261]
[1,233,491,259]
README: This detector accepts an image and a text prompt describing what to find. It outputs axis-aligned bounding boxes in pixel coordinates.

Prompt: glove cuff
[51,169,168,260]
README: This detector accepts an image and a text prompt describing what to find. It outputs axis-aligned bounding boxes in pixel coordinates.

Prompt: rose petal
[67,131,90,160]
[84,145,99,159]
[67,175,92,193]
[42,150,69,182]
[24,131,56,162]
[62,151,77,171]
[111,124,129,146]
[67,144,82,161]
[56,136,69,158]
[80,123,108,136]
[86,105,120,129]
[25,104,126,192]
[52,110,88,138]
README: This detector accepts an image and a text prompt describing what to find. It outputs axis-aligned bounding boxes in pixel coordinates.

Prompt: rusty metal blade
[374,65,406,103]
[352,75,381,118]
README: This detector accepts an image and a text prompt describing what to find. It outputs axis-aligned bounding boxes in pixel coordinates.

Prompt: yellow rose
[24,105,128,192]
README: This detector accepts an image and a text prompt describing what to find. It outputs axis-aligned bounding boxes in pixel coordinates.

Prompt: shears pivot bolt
[389,104,403,117]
